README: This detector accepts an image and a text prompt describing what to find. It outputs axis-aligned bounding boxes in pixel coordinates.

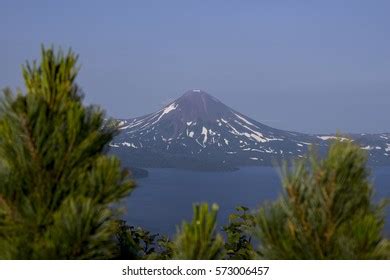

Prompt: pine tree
[253,140,389,259]
[0,47,134,259]
[171,203,225,260]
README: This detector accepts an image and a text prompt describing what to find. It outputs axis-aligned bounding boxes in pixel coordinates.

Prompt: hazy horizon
[1,1,389,134]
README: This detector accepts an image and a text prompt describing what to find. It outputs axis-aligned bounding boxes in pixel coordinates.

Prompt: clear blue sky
[1,0,389,133]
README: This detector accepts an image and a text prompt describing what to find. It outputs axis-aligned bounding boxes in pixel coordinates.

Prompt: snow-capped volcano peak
[118,90,263,131]
[111,90,390,169]
[114,90,296,158]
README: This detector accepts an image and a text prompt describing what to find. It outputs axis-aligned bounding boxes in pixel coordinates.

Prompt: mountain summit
[110,90,390,170]
[173,89,229,122]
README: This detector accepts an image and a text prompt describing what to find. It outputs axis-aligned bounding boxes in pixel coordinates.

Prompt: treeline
[0,47,388,259]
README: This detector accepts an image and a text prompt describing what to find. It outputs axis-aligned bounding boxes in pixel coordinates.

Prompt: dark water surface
[124,167,390,236]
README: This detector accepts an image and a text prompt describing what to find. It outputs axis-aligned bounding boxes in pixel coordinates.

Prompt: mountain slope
[109,90,390,169]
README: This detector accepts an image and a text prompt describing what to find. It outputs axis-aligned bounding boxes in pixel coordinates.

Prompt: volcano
[109,90,390,170]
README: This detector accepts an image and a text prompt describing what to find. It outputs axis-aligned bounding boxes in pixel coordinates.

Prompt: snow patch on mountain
[234,113,256,127]
[317,136,351,141]
[201,127,208,146]
[361,145,374,150]
[154,102,178,123]
[122,142,138,148]
[109,143,120,147]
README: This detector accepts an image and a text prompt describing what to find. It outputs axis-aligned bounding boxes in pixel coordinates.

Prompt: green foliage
[253,140,390,259]
[0,47,134,259]
[114,220,172,260]
[223,206,257,259]
[172,203,225,260]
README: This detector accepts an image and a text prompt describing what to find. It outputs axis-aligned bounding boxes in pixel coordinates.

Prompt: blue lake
[124,166,390,236]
